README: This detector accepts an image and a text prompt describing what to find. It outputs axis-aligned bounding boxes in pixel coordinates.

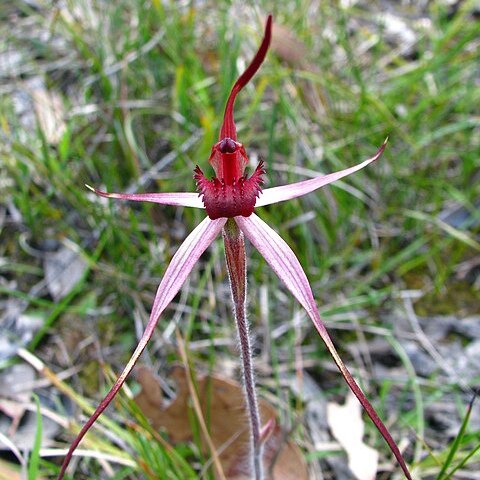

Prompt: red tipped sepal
[220,15,272,140]
[194,161,265,220]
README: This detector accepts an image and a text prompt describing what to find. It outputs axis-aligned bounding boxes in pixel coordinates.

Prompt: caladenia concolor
[58,14,412,480]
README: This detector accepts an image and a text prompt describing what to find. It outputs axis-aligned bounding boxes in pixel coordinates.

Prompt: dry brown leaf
[0,458,21,480]
[270,20,328,116]
[0,458,47,480]
[31,88,66,145]
[327,392,379,480]
[271,23,309,67]
[134,365,308,480]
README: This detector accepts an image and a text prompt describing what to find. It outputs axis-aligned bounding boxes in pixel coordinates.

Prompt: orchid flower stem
[223,218,263,480]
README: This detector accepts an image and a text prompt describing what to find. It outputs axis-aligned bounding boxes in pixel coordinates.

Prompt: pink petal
[255,140,387,207]
[86,184,205,209]
[235,213,412,480]
[57,216,226,480]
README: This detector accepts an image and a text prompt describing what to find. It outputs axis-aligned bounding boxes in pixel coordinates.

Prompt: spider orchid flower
[58,15,412,480]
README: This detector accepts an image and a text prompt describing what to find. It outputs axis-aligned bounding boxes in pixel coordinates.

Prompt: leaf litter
[134,365,309,480]
[43,242,88,302]
[0,361,72,452]
[327,392,379,480]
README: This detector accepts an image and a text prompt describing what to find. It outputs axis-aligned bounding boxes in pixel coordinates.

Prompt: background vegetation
[1,0,479,478]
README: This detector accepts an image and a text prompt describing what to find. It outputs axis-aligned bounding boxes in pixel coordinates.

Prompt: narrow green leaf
[28,394,42,480]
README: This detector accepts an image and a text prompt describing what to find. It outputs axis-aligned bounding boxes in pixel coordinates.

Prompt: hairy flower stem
[223,218,263,480]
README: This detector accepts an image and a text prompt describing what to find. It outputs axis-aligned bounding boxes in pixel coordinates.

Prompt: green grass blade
[436,393,477,480]
[27,394,42,480]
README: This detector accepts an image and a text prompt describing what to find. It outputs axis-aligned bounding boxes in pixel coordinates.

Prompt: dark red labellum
[194,162,265,220]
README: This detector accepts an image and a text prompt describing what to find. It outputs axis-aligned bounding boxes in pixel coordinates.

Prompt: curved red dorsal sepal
[195,15,271,219]
[194,161,265,220]
[220,15,272,141]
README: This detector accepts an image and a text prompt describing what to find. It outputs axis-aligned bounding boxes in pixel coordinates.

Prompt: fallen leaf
[0,362,73,452]
[43,242,87,301]
[0,363,35,436]
[0,458,46,480]
[271,22,308,67]
[0,392,66,451]
[0,309,44,362]
[0,458,21,480]
[270,20,328,116]
[31,88,66,145]
[327,392,379,480]
[134,365,309,480]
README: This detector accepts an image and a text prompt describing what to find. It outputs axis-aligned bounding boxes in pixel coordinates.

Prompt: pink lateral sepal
[256,139,388,208]
[85,184,205,209]
[56,216,227,480]
[194,161,265,220]
[235,213,413,480]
